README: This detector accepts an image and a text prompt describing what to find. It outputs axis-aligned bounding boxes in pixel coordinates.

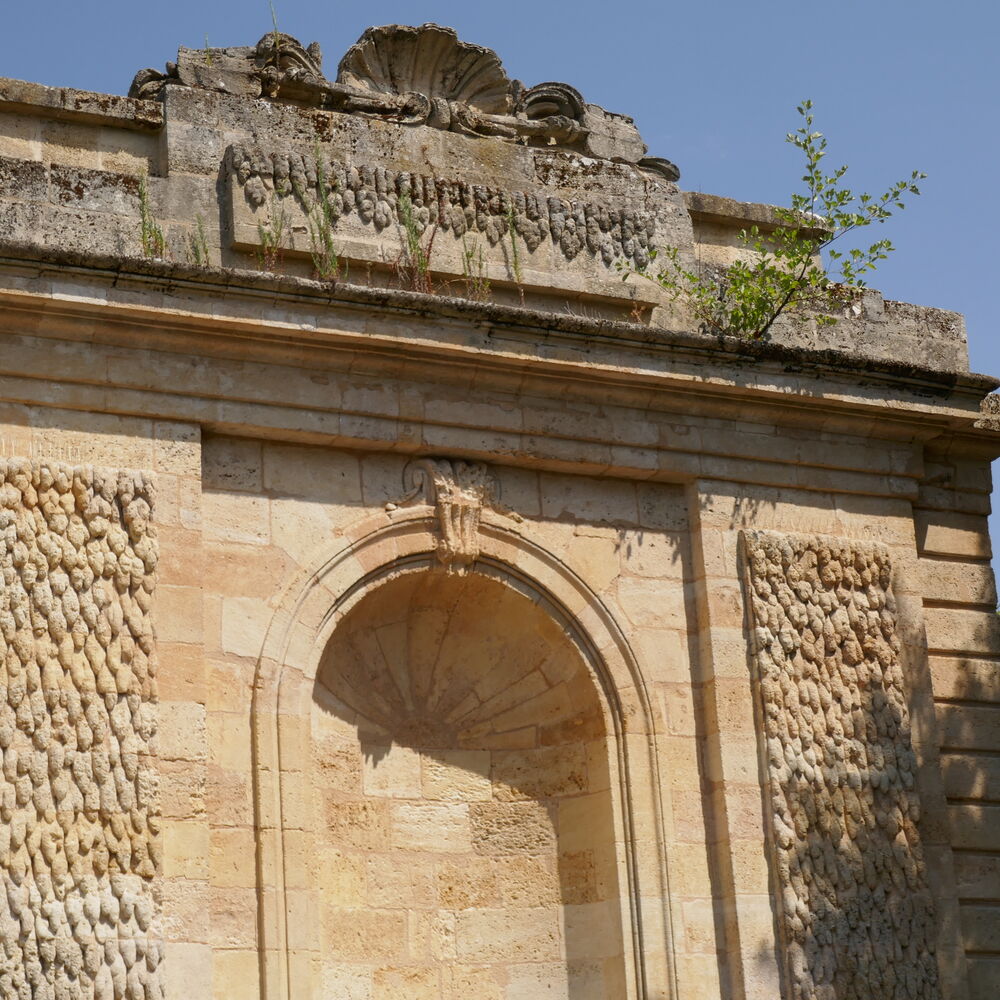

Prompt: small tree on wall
[620,101,925,340]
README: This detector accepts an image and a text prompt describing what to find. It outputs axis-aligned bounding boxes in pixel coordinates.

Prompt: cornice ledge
[0,76,163,131]
[0,242,995,401]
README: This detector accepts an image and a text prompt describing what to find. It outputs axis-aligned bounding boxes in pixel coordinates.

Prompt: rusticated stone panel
[0,460,161,1000]
[741,530,940,1000]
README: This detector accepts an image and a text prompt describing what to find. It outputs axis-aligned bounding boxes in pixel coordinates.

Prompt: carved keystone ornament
[388,458,520,573]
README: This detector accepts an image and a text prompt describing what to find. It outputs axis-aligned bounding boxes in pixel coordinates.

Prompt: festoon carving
[388,458,519,573]
[0,459,162,1000]
[740,530,940,1000]
[131,23,678,177]
[228,145,660,268]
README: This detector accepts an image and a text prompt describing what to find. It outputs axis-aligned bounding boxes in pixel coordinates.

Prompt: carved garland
[228,145,659,268]
[0,460,161,1000]
[741,530,940,1000]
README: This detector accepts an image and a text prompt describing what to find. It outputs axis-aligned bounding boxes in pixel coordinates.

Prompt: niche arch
[251,507,678,999]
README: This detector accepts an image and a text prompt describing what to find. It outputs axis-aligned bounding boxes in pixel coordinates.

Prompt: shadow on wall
[309,569,629,998]
[924,610,1000,995]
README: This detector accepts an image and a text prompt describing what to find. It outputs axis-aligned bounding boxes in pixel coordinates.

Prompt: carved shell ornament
[337,23,514,114]
[128,23,679,174]
[336,24,587,144]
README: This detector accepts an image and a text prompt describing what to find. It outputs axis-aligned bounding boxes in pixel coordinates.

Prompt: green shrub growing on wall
[621,101,924,340]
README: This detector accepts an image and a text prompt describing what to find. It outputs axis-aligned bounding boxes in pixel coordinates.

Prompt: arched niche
[252,511,676,999]
[312,568,625,996]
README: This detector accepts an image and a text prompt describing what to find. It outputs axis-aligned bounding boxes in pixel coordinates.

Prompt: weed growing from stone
[302,153,346,281]
[186,214,209,266]
[138,174,166,260]
[269,1,281,55]
[505,206,522,283]
[621,101,924,340]
[626,292,651,324]
[505,205,526,305]
[461,236,491,302]
[256,198,287,272]
[395,192,437,293]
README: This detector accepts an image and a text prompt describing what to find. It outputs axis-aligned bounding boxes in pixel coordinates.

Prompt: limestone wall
[201,437,691,998]
[310,571,624,997]
[0,375,988,1000]
[916,446,1000,998]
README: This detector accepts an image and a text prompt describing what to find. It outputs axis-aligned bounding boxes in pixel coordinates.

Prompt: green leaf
[615,99,920,340]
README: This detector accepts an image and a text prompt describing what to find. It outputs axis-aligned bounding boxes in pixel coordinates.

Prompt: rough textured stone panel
[0,459,161,999]
[741,529,940,1000]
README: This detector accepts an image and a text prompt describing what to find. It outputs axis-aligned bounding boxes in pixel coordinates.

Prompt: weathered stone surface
[0,77,163,131]
[742,530,941,1000]
[0,459,161,1000]
[0,155,46,201]
[228,143,661,269]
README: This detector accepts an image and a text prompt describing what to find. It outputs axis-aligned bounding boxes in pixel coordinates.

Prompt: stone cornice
[0,246,993,394]
[1,246,996,495]
[0,76,163,131]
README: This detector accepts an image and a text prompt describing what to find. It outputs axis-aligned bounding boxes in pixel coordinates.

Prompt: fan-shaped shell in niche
[317,571,605,751]
[337,23,514,114]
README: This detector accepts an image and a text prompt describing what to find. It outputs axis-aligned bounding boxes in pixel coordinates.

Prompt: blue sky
[6,0,999,564]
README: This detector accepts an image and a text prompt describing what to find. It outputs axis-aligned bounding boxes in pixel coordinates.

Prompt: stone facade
[0,21,997,1000]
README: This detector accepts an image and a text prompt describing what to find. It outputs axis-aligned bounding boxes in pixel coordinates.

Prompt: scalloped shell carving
[318,570,605,750]
[337,23,514,114]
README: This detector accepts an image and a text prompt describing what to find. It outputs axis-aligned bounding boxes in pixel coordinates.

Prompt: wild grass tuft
[394,192,437,293]
[138,174,166,260]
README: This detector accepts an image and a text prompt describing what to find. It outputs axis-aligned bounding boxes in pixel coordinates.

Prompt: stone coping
[685,190,830,238]
[0,241,995,399]
[0,76,163,131]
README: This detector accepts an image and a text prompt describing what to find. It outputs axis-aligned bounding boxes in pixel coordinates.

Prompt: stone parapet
[0,22,976,374]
